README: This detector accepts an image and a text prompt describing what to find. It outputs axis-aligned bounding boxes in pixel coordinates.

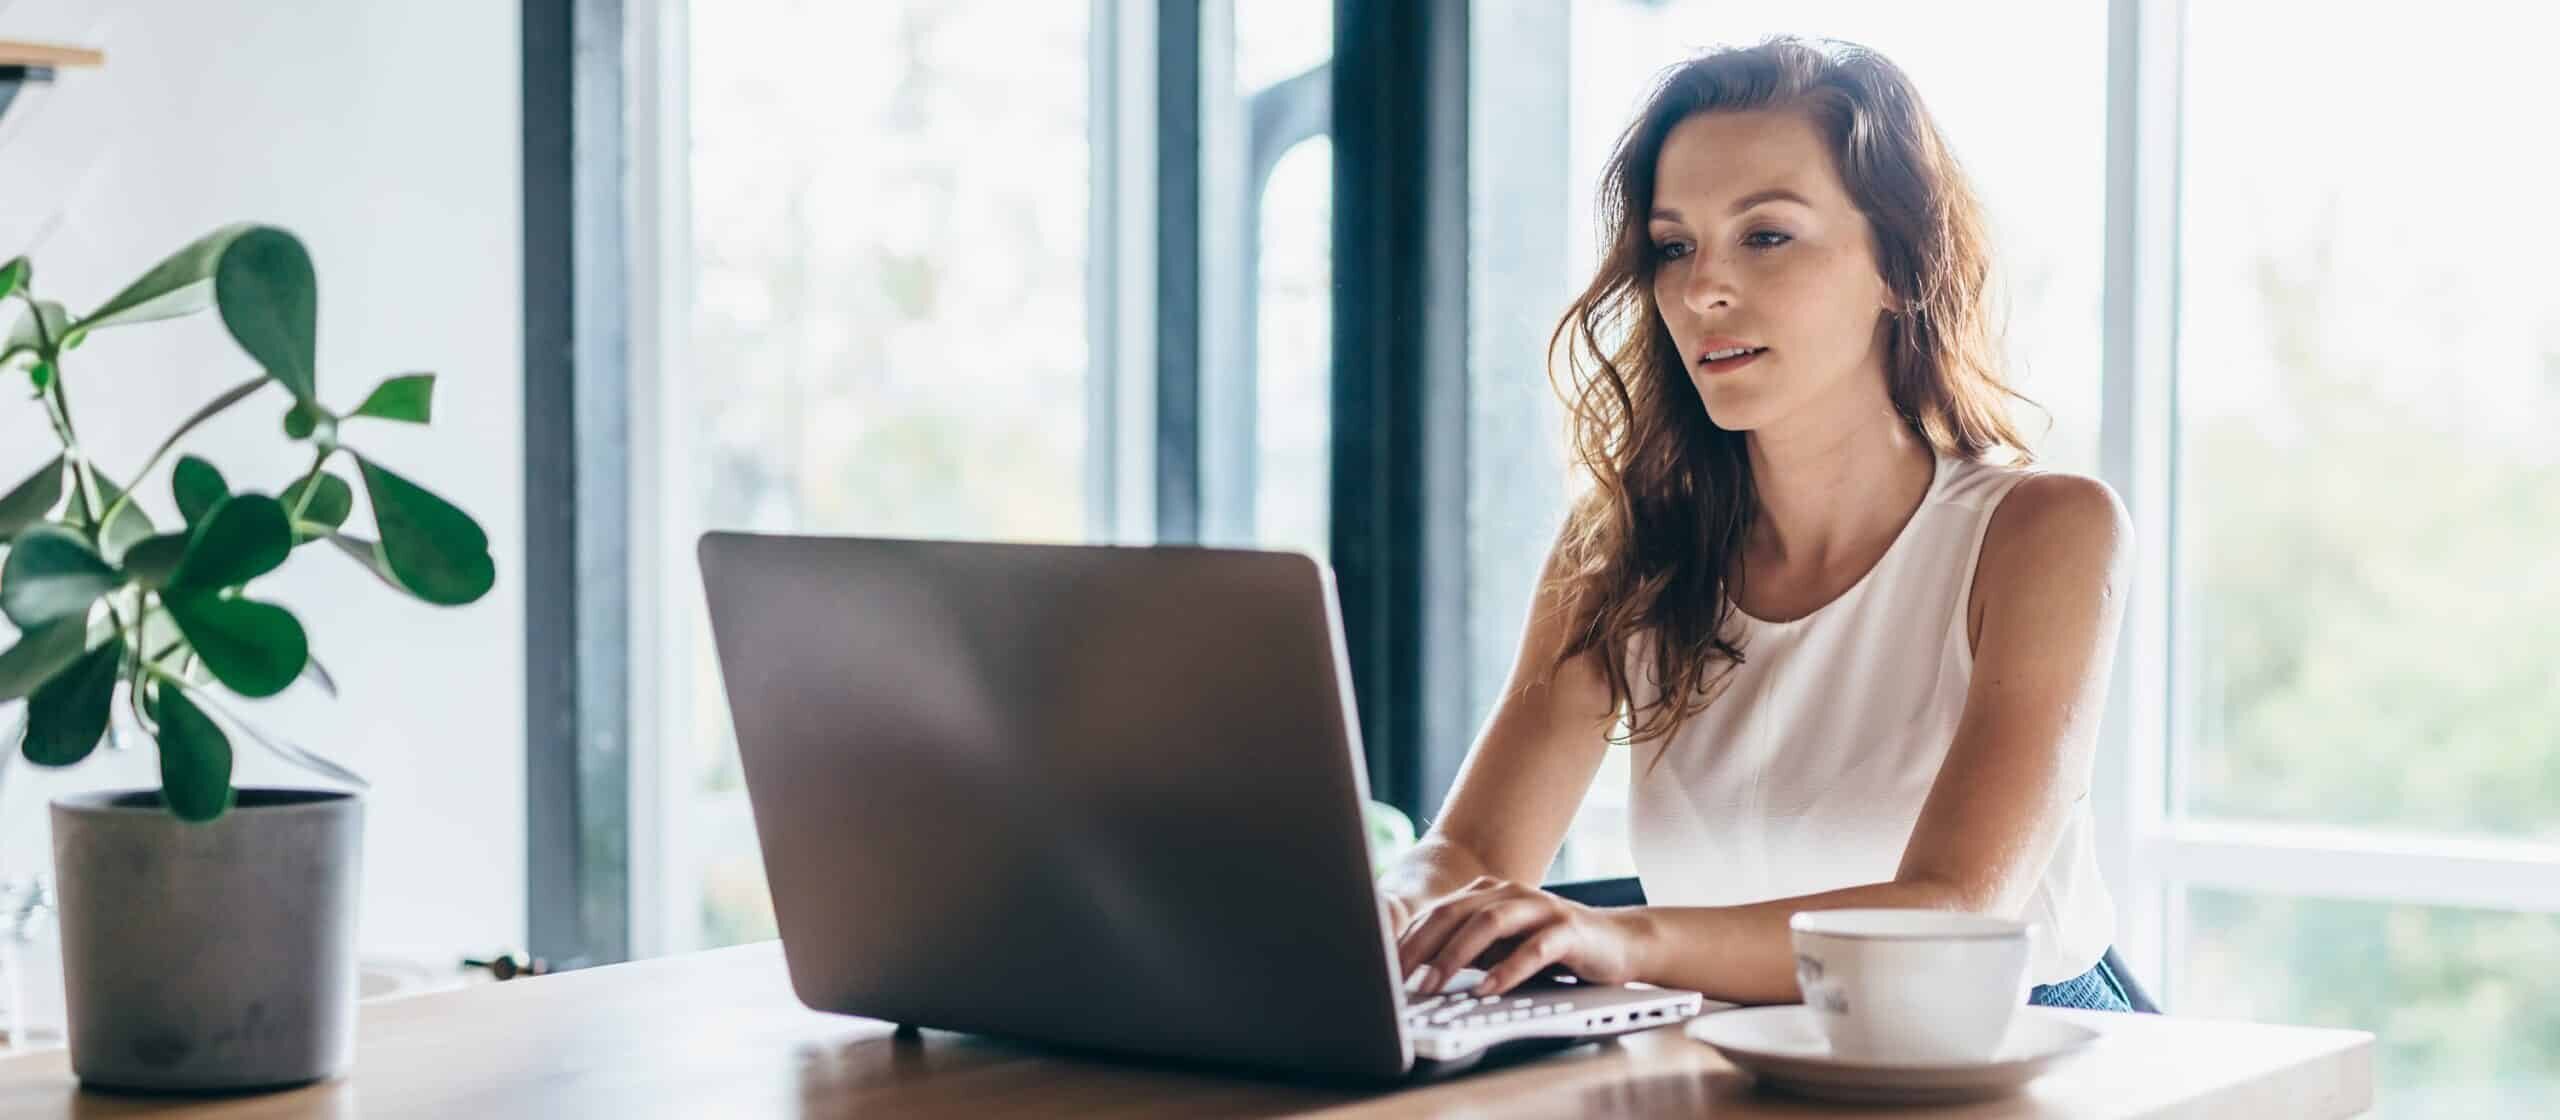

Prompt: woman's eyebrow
[1727,188,1812,214]
[1649,188,1814,223]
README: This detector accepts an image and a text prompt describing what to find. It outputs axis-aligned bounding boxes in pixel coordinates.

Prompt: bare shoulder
[1966,470,2129,646]
[1974,472,2133,625]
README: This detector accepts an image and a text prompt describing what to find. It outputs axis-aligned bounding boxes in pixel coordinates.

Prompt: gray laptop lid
[697,533,1413,1079]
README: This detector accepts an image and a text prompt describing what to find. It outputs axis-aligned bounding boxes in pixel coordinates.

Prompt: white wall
[0,0,524,963]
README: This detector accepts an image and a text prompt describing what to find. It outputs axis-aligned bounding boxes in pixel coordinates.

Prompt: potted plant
[0,224,493,1091]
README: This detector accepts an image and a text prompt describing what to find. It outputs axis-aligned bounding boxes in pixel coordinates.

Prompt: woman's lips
[1699,347,1768,375]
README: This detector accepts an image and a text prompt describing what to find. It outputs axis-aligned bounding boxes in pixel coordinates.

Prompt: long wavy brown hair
[1545,37,2036,748]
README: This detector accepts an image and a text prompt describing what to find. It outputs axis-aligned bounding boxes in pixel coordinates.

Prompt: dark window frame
[523,0,631,969]
[1330,0,1472,820]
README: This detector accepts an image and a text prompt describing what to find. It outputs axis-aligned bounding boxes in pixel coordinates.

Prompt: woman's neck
[1741,392,1936,568]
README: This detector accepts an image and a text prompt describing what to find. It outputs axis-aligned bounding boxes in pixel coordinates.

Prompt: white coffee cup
[1788,908,2035,1064]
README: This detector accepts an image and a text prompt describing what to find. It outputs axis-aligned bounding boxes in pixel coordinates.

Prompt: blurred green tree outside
[2176,208,2560,1113]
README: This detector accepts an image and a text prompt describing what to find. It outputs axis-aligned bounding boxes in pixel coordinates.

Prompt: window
[2173,2,2560,841]
[610,18,2560,1108]
[2165,2,2560,1109]
[1243,134,1332,561]
[1205,0,1334,558]
[2180,892,2560,1112]
[649,0,1335,954]
[1472,1,2109,880]
[665,0,1097,950]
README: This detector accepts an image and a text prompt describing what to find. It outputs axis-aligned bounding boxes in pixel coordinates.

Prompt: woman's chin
[1695,384,1773,433]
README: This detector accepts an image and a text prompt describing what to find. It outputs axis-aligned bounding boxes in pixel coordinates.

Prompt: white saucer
[1685,1005,2103,1104]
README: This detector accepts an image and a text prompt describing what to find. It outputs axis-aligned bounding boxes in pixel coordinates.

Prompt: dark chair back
[1541,875,1647,910]
[1538,877,2161,1014]
[2098,946,2160,1014]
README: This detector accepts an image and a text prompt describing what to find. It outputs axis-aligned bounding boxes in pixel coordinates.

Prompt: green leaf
[172,456,230,526]
[0,457,65,539]
[133,604,184,655]
[282,400,333,441]
[0,257,27,303]
[148,684,235,823]
[163,592,307,698]
[1365,800,1418,877]
[351,373,434,424]
[325,533,404,593]
[170,494,292,591]
[121,531,189,588]
[78,224,259,333]
[22,634,123,766]
[3,300,70,360]
[175,683,365,789]
[282,472,354,541]
[214,227,317,402]
[356,457,493,605]
[28,360,53,392]
[0,616,89,702]
[300,651,339,698]
[1,526,119,628]
[80,472,157,564]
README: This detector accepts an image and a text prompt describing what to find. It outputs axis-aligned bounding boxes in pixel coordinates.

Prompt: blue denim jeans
[2027,952,2136,1011]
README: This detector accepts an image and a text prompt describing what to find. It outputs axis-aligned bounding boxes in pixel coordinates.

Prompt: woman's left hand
[1395,876,1649,998]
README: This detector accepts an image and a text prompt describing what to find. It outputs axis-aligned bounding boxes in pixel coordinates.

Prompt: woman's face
[1646,107,1899,433]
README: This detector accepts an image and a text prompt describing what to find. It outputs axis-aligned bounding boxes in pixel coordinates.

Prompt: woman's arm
[1402,474,2133,1002]
[1375,532,1621,931]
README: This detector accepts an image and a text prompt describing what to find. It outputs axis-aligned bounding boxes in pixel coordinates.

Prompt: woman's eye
[1744,230,1793,249]
[1652,240,1693,262]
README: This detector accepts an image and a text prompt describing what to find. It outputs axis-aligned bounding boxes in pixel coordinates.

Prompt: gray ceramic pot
[49,788,362,1092]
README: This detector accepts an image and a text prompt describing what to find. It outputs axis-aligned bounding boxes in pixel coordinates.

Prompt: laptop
[696,532,1708,1081]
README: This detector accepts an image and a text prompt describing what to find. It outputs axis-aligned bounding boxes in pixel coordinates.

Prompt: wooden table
[0,942,2371,1117]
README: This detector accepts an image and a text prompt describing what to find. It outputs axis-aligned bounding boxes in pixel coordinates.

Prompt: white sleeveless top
[1624,454,2115,984]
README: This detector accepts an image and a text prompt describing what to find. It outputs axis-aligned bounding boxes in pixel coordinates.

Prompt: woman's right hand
[1379,889,1419,940]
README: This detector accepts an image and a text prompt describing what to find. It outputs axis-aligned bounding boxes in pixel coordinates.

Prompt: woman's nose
[1680,251,1735,315]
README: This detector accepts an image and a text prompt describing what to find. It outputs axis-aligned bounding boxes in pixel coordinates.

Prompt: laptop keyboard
[1401,977,1714,1062]
[1404,989,1582,1032]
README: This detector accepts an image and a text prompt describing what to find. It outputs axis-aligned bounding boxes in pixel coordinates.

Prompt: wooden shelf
[0,41,104,69]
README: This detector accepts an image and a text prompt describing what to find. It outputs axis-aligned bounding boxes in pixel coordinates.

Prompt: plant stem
[123,590,150,688]
[99,592,146,737]
[40,395,71,444]
[286,445,336,524]
[36,390,80,470]
[134,662,202,738]
[17,289,104,530]
[126,652,158,739]
[55,399,111,538]
[100,592,136,663]
[96,376,272,530]
[126,676,157,739]
[108,598,183,669]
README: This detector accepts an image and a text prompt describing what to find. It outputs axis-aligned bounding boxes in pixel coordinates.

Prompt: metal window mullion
[2147,829,2560,915]
[1196,0,1250,545]
[1093,0,1159,545]
[1087,0,1122,543]
[1203,63,1333,548]
[524,0,632,970]
[1154,0,1204,543]
[623,0,695,960]
[1331,0,1470,820]
[2097,0,2186,993]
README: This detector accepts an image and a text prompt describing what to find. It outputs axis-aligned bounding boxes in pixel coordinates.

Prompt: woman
[1376,37,2133,1011]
